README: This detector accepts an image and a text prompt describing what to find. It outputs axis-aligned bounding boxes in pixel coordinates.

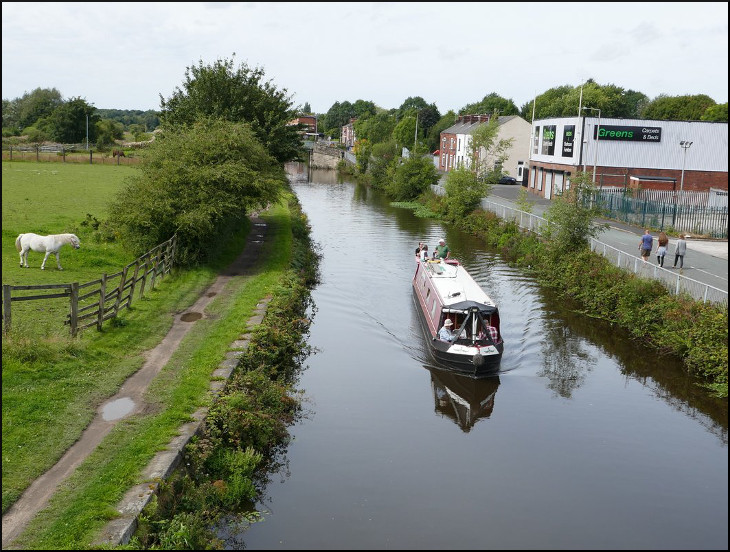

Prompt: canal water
[224,165,727,549]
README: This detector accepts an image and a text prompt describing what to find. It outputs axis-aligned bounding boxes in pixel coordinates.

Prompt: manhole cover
[181,312,203,322]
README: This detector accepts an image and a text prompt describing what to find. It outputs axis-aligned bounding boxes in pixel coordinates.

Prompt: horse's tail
[15,234,23,252]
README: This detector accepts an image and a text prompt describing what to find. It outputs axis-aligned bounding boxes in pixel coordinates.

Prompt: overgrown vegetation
[129,196,320,549]
[108,118,287,265]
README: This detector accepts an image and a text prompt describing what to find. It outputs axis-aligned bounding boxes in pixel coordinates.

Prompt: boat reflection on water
[428,368,500,432]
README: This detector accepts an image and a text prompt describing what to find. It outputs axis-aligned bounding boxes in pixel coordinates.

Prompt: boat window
[426,288,430,299]
[431,301,438,320]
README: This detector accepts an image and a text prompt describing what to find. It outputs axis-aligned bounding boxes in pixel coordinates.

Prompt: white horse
[16,233,81,270]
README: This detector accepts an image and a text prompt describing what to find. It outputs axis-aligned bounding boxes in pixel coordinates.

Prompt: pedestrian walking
[638,229,653,262]
[656,231,669,267]
[672,234,688,269]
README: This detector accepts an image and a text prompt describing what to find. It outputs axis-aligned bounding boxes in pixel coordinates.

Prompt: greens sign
[593,125,662,142]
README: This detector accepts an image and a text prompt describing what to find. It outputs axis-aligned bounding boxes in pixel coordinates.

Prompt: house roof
[442,115,519,136]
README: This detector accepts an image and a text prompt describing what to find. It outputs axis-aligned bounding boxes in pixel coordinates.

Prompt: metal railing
[481,199,728,305]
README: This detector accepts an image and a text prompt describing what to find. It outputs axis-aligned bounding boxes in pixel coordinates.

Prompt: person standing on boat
[438,319,455,341]
[436,238,450,260]
[419,244,429,261]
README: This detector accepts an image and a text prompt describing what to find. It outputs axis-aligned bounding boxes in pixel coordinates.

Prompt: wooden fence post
[36,145,40,162]
[62,147,66,163]
[98,273,107,330]
[114,266,128,317]
[139,256,148,299]
[128,260,141,307]
[150,249,159,290]
[3,285,11,335]
[69,283,79,337]
[89,150,93,165]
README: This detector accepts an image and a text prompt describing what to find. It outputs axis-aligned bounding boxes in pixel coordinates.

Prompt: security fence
[591,188,728,238]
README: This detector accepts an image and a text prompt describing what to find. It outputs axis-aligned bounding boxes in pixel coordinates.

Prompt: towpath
[2,214,272,549]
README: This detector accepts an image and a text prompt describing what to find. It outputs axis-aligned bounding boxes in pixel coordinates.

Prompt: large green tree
[159,55,301,163]
[385,154,439,201]
[641,94,718,121]
[520,79,649,121]
[2,87,64,131]
[354,111,397,145]
[108,118,286,264]
[700,103,728,122]
[460,92,519,117]
[41,97,98,143]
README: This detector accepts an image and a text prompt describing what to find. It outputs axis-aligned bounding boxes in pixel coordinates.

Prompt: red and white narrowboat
[412,256,504,377]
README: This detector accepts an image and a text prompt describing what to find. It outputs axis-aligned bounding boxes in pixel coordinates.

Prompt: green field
[2,161,139,336]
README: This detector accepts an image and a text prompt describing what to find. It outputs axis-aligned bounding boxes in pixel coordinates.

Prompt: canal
[223,165,727,549]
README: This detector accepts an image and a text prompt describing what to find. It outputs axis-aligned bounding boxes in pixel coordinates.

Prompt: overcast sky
[2,2,727,115]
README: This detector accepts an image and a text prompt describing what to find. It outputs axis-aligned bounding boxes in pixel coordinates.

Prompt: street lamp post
[582,107,601,184]
[679,140,693,204]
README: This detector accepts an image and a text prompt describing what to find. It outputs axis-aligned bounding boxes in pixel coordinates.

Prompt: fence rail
[481,200,728,305]
[2,145,141,165]
[2,235,176,337]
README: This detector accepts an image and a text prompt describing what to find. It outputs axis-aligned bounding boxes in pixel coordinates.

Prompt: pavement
[2,214,272,549]
[485,183,728,294]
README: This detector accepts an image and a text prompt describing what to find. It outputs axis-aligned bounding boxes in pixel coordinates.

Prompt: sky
[2,2,728,116]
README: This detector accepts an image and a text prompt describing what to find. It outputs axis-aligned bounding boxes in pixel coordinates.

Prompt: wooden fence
[2,145,141,166]
[2,235,176,337]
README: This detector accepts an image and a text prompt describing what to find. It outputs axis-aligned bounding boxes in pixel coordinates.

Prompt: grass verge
[4,197,294,549]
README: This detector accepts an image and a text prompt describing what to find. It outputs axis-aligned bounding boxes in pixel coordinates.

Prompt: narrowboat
[412,256,504,377]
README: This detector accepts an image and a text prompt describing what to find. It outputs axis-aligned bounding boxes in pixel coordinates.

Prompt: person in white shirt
[438,319,455,341]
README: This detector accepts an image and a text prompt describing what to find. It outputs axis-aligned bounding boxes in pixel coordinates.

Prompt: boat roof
[422,260,497,310]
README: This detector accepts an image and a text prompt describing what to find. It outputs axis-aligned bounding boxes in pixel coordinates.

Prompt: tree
[43,97,98,143]
[392,115,418,150]
[14,87,63,130]
[159,55,301,163]
[385,154,439,201]
[301,102,312,114]
[469,117,513,179]
[108,118,286,265]
[354,111,397,145]
[353,138,372,173]
[95,119,124,149]
[368,139,399,191]
[542,171,606,256]
[397,96,429,120]
[443,165,489,220]
[520,80,648,121]
[701,103,728,122]
[641,94,717,121]
[460,92,519,117]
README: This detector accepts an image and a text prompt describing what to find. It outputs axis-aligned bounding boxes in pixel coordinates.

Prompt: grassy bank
[2,160,310,548]
[5,196,298,549]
